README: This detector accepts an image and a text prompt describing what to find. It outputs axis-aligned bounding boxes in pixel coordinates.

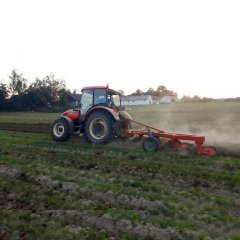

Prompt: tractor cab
[80,86,121,116]
[62,86,122,121]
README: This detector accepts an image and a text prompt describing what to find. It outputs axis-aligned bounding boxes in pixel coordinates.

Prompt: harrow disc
[198,146,216,156]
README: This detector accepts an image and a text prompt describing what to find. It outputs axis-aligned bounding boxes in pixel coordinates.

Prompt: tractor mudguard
[84,106,121,121]
[118,110,133,120]
[62,116,74,134]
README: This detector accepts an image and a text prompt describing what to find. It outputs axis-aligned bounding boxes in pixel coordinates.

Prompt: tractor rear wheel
[85,111,115,144]
[51,118,70,141]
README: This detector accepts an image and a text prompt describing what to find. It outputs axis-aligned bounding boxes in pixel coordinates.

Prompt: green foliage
[0,81,9,109]
[2,69,71,111]
[26,74,70,111]
[130,85,176,98]
[8,69,27,95]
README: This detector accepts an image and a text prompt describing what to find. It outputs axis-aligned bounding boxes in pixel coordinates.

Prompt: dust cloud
[153,112,240,156]
[111,106,240,156]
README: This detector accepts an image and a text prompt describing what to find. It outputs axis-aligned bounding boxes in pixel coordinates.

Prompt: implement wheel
[142,137,159,152]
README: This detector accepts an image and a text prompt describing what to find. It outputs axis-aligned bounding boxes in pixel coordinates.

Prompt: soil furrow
[1,146,239,200]
[41,210,181,240]
[0,166,167,211]
[0,169,182,240]
[1,165,240,238]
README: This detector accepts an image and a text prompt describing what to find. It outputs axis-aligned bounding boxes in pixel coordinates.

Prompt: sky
[0,0,240,98]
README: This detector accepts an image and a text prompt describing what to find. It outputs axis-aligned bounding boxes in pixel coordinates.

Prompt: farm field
[0,131,240,239]
[0,112,59,124]
[1,102,240,127]
[0,102,240,148]
[0,101,240,131]
[130,102,240,131]
[0,102,240,239]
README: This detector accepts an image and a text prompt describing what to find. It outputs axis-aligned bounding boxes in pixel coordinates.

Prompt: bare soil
[0,122,50,133]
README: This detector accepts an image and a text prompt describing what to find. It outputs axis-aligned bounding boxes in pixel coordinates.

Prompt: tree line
[181,95,240,103]
[0,70,70,111]
[129,86,177,98]
[129,87,240,102]
[1,70,238,111]
[181,95,215,103]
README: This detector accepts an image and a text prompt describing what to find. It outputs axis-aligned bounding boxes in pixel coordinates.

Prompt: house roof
[68,93,82,102]
[121,95,151,101]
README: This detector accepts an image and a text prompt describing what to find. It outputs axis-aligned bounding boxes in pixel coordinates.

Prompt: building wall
[152,99,160,104]
[122,95,178,105]
[122,98,152,106]
[159,96,173,104]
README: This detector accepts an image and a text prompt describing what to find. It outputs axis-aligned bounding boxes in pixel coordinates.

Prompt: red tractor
[51,85,132,144]
[51,85,216,156]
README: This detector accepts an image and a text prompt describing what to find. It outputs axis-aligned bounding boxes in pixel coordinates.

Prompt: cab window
[94,89,107,105]
[81,89,93,114]
[111,95,120,107]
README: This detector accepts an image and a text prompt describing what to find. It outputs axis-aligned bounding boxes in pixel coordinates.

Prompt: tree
[57,88,71,107]
[146,87,154,95]
[181,95,202,103]
[8,69,27,95]
[192,95,201,102]
[0,81,9,109]
[181,95,191,102]
[156,85,167,93]
[26,74,69,110]
[130,88,143,96]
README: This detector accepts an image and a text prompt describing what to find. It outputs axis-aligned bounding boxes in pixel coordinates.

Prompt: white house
[121,95,153,106]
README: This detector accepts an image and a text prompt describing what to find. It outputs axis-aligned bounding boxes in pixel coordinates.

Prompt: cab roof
[81,86,121,95]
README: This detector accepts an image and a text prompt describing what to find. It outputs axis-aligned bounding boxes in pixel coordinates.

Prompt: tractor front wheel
[85,111,115,144]
[51,118,70,141]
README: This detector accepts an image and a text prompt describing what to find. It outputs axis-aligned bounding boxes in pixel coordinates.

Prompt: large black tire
[85,111,115,144]
[51,118,70,141]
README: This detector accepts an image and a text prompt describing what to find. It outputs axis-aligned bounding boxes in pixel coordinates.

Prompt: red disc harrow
[124,119,216,157]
